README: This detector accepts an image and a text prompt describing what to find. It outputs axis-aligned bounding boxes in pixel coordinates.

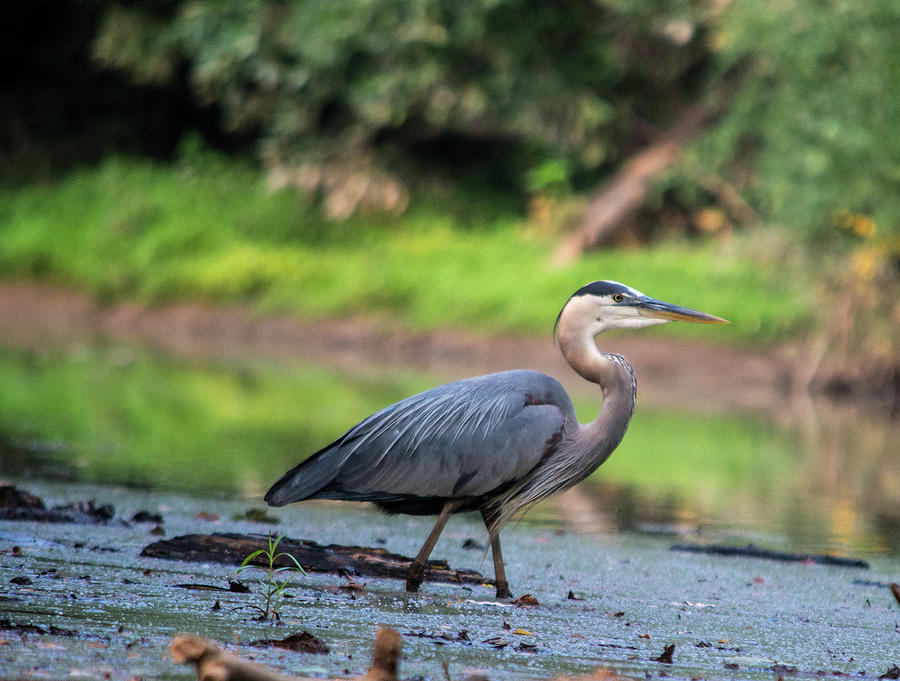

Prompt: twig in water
[172,626,402,681]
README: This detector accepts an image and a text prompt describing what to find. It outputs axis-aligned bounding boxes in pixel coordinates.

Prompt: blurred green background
[1,1,898,553]
[3,1,897,358]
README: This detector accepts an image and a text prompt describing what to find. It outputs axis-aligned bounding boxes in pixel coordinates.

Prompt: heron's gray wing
[265,370,573,506]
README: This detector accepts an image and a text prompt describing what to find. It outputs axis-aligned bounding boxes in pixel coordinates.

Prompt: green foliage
[673,0,899,251]
[0,153,812,344]
[89,0,898,260]
[238,533,306,622]
[93,0,702,183]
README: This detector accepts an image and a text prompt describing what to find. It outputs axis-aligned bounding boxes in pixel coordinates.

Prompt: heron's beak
[637,297,729,324]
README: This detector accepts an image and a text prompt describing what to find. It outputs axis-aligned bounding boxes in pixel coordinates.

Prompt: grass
[237,533,306,622]
[0,149,815,344]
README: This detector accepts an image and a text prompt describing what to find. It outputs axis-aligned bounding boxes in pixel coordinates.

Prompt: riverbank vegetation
[0,147,810,344]
[2,0,897,384]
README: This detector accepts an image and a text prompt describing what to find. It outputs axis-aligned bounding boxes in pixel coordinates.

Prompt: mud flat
[1,481,898,680]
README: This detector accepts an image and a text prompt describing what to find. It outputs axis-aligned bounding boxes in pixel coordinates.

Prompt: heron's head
[555,280,728,340]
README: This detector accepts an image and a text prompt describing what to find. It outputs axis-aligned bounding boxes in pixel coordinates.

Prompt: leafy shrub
[672,0,899,257]
[93,0,704,190]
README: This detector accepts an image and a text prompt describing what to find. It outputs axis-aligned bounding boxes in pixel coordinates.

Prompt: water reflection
[579,396,900,556]
[0,344,895,556]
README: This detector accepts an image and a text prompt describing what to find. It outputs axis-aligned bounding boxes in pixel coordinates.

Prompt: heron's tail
[264,451,339,506]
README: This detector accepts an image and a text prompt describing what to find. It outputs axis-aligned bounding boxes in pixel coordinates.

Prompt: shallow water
[0,344,896,557]
[1,482,899,681]
[1,342,899,679]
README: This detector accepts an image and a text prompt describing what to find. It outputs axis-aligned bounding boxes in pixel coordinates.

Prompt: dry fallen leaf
[653,643,675,664]
[481,636,508,649]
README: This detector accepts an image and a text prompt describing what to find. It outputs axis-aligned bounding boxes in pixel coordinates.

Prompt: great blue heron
[266,281,726,597]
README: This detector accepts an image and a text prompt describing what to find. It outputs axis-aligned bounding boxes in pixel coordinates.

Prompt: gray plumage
[266,280,726,598]
[266,370,573,511]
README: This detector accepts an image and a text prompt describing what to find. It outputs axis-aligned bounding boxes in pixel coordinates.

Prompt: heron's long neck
[557,323,637,471]
[484,318,637,534]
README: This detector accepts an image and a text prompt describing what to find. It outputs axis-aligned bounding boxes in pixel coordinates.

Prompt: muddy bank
[1,480,898,681]
[2,279,895,415]
[0,281,801,415]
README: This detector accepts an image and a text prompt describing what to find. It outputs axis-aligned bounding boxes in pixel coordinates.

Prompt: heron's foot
[495,581,511,600]
[406,561,425,593]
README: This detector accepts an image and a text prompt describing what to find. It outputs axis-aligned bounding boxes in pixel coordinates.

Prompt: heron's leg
[406,499,462,593]
[480,509,511,599]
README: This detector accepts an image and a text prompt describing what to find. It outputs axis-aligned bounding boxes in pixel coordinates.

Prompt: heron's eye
[612,293,624,303]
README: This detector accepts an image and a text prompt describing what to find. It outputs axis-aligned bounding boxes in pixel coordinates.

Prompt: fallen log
[671,543,869,569]
[0,485,121,525]
[142,533,491,586]
[172,627,399,681]
[173,626,628,681]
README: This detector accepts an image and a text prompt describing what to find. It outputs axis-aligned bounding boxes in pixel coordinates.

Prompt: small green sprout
[237,533,306,622]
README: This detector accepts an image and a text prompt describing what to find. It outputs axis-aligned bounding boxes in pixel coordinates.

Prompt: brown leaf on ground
[653,644,675,664]
[890,583,900,607]
[550,670,629,681]
[340,580,366,593]
[512,594,539,607]
[481,636,508,649]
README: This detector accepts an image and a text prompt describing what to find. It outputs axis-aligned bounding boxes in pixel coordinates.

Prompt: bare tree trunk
[552,100,730,265]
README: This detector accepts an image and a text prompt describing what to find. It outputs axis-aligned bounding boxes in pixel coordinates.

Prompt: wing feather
[265,370,573,506]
